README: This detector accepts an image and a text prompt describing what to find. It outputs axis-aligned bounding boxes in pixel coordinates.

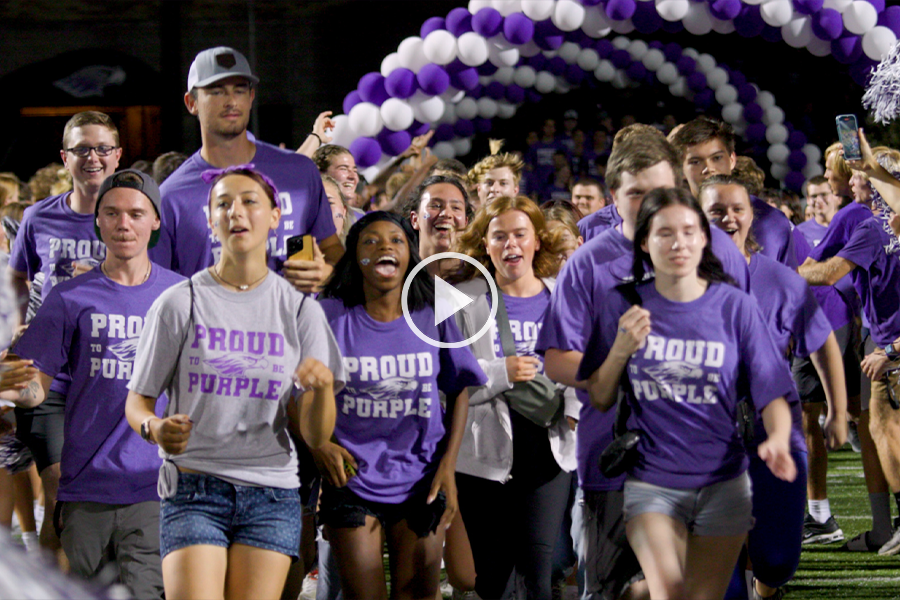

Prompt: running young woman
[125,167,345,600]
[699,175,847,600]
[316,211,485,600]
[451,195,577,599]
[578,187,797,600]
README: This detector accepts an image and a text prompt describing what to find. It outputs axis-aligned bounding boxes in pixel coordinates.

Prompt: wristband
[310,132,323,146]
[140,416,157,444]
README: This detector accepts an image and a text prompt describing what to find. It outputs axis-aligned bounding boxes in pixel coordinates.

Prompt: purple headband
[201,163,280,207]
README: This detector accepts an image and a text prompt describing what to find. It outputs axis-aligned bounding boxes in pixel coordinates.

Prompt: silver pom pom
[863,40,900,125]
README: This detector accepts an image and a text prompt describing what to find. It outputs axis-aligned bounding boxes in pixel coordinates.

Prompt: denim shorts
[623,471,753,537]
[159,473,302,559]
[318,481,446,539]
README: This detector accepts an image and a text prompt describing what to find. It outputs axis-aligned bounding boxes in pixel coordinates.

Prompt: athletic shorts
[14,390,66,473]
[792,322,861,404]
[860,332,876,412]
[623,472,753,537]
[318,481,446,539]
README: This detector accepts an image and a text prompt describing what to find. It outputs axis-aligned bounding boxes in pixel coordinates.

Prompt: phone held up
[836,114,862,162]
[287,234,314,262]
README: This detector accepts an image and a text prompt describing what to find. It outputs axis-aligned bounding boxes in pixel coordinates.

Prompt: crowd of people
[0,43,898,600]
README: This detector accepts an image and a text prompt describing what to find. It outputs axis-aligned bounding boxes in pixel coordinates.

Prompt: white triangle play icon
[434,276,474,326]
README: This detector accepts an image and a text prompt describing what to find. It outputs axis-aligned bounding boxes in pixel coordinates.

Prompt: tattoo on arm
[20,381,40,402]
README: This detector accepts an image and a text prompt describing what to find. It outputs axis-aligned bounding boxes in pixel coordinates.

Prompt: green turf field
[789,448,900,599]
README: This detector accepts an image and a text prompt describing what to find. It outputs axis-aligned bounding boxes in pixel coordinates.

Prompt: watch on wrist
[140,417,156,444]
[886,342,900,361]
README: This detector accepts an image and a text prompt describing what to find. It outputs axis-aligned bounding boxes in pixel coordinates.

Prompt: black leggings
[457,468,573,600]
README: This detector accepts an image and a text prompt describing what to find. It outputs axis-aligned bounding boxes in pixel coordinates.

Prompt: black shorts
[318,481,446,539]
[792,322,861,405]
[14,390,66,473]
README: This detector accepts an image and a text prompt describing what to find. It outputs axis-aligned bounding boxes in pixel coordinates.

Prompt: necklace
[213,266,268,291]
[101,260,151,284]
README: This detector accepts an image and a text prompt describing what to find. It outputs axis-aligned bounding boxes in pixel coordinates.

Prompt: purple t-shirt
[14,266,184,504]
[796,219,828,249]
[794,223,854,331]
[492,290,551,368]
[837,219,900,346]
[577,203,621,242]
[809,202,874,262]
[577,282,795,489]
[321,299,486,504]
[152,141,336,277]
[751,196,796,269]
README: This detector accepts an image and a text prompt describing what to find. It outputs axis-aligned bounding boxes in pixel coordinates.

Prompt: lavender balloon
[350,137,382,169]
[504,13,535,45]
[385,69,417,99]
[709,0,741,21]
[812,8,843,41]
[343,90,362,115]
[472,7,503,38]
[417,64,451,95]
[358,72,389,106]
[606,0,637,21]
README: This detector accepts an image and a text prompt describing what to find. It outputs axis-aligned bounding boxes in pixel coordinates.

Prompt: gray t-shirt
[129,269,345,490]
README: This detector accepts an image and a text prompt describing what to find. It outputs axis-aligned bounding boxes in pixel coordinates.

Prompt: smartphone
[287,234,314,262]
[836,114,862,161]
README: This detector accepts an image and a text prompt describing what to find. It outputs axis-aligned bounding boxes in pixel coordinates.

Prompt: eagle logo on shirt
[107,338,140,363]
[364,377,419,401]
[204,355,270,377]
[643,361,703,384]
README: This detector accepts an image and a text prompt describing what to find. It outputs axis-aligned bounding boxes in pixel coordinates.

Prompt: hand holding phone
[287,234,314,262]
[836,114,862,161]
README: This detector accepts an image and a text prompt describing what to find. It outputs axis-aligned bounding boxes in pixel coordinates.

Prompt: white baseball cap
[187,46,259,92]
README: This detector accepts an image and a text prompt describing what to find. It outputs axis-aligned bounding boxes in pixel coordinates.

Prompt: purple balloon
[734,4,765,38]
[710,0,741,21]
[486,81,506,100]
[832,34,863,64]
[446,7,473,36]
[633,0,663,33]
[746,123,767,144]
[785,171,806,192]
[626,62,648,82]
[417,64,450,96]
[358,72,389,106]
[649,40,665,50]
[454,119,475,138]
[450,66,479,91]
[377,129,412,157]
[676,55,696,76]
[473,117,493,134]
[595,39,615,59]
[504,13,535,45]
[793,0,824,16]
[788,150,808,170]
[528,54,548,70]
[663,42,682,62]
[349,137,382,169]
[812,8,843,40]
[343,90,362,115]
[506,84,525,103]
[477,62,499,76]
[534,19,564,50]
[472,7,503,38]
[787,130,808,150]
[761,24,782,43]
[469,84,484,99]
[878,6,900,35]
[409,120,431,137]
[581,0,603,5]
[743,102,763,123]
[661,19,684,34]
[434,123,455,142]
[385,68,417,99]
[570,30,591,47]
[687,71,707,92]
[526,89,543,104]
[611,49,632,69]
[606,0,637,21]
[421,17,446,38]
[729,71,747,87]
[548,56,568,76]
[737,83,757,104]
[850,57,877,87]
[566,64,586,85]
[695,89,715,109]
[868,0,886,13]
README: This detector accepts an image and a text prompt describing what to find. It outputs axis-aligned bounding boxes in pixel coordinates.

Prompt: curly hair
[467,140,525,187]
[312,144,352,173]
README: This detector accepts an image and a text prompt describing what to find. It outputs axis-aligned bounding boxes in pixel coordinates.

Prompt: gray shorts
[623,472,753,537]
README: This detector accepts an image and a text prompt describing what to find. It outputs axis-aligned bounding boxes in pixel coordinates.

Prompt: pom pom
[862,38,900,123]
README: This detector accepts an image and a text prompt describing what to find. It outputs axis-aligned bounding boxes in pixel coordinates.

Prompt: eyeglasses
[64,145,119,158]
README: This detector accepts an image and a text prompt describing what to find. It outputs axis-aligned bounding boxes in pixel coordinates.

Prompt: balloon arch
[329,0,900,192]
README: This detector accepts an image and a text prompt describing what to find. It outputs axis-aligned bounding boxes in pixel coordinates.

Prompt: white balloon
[642,48,665,71]
[553,0,587,32]
[594,60,617,82]
[452,137,473,156]
[802,143,823,164]
[455,97,479,120]
[380,98,414,131]
[349,102,383,138]
[823,0,852,12]
[381,53,401,78]
[628,40,649,60]
[497,101,517,119]
[715,84,738,106]
[766,124,789,145]
[843,0,878,35]
[733,120,747,136]
[423,30,458,66]
[411,94,445,123]
[433,141,457,159]
[610,19,635,34]
[522,0,555,21]
[684,2,713,35]
[612,36,631,50]
[477,97,499,119]
[771,163,790,180]
[768,144,790,164]
[711,16,736,34]
[863,26,898,61]
[806,35,833,57]
[494,66,515,86]
[361,165,383,185]
[656,0,690,22]
[763,106,785,126]
[743,0,765,4]
[478,75,492,86]
[457,32,490,67]
[781,16,812,48]
[682,48,699,59]
[535,71,557,93]
[760,0,794,28]
[706,67,728,90]
[612,71,630,89]
[721,102,743,124]
[514,65,537,87]
[559,42,582,64]
[542,50,559,59]
[398,37,429,72]
[330,114,354,148]
[469,0,491,12]
[656,62,679,85]
[582,6,613,38]
[556,76,572,94]
[756,90,776,110]
[492,0,522,17]
[803,163,825,178]
[669,77,687,98]
[695,53,716,74]
[577,48,601,71]
[488,41,519,67]
[443,88,466,103]
[518,40,542,58]
[439,101,457,125]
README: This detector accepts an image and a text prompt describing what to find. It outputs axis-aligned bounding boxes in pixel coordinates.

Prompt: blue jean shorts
[159,473,302,559]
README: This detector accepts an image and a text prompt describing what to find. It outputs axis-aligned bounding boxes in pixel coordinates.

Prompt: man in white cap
[152,46,343,292]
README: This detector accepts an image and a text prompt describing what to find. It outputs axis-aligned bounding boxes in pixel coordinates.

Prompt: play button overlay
[402,252,499,349]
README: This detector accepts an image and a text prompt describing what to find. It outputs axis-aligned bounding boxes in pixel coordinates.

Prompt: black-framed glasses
[64,145,119,158]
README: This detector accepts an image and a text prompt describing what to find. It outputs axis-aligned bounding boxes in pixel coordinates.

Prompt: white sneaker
[878,527,900,556]
[299,568,318,600]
